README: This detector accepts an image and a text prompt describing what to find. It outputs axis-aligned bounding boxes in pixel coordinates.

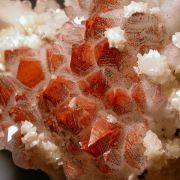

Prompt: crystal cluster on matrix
[0,0,180,180]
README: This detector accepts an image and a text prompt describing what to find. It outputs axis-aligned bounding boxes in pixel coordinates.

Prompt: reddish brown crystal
[0,76,16,106]
[9,105,36,122]
[79,70,109,97]
[91,0,122,14]
[55,96,97,134]
[85,17,113,40]
[124,124,146,169]
[123,13,167,53]
[63,160,83,180]
[95,39,127,69]
[43,77,74,106]
[82,116,122,157]
[46,48,64,72]
[70,42,95,75]
[131,83,146,112]
[4,47,32,64]
[17,58,44,88]
[97,158,111,173]
[105,88,134,115]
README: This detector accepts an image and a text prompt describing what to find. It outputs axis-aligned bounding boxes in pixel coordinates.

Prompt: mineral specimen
[0,0,179,180]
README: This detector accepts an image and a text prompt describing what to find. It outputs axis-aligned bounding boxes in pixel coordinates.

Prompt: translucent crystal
[0,0,179,180]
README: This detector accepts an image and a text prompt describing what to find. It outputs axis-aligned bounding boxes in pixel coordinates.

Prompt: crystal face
[0,0,180,180]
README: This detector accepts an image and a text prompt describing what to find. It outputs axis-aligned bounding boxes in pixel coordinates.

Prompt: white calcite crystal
[107,114,118,124]
[0,63,6,72]
[21,121,39,149]
[137,50,174,84]
[0,2,67,55]
[143,130,180,171]
[128,174,136,180]
[104,26,127,50]
[21,121,62,166]
[123,1,161,18]
[169,90,180,113]
[172,32,180,48]
[123,1,148,18]
[165,139,180,159]
[143,130,164,160]
[68,97,77,109]
[73,16,85,25]
[7,125,18,142]
[0,28,41,51]
[19,10,67,39]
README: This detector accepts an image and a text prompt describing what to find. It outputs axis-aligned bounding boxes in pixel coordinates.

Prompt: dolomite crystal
[0,0,179,180]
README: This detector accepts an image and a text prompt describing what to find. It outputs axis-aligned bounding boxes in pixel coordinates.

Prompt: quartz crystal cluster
[0,0,179,180]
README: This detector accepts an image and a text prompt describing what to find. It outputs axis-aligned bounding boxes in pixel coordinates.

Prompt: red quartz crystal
[70,42,95,75]
[123,13,167,53]
[85,17,113,40]
[9,105,36,122]
[17,58,44,88]
[46,48,64,72]
[105,88,134,115]
[79,70,109,97]
[131,83,146,112]
[42,76,74,106]
[0,76,16,106]
[55,96,97,134]
[5,47,32,64]
[124,124,146,169]
[82,116,122,157]
[95,39,128,69]
[91,0,122,14]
